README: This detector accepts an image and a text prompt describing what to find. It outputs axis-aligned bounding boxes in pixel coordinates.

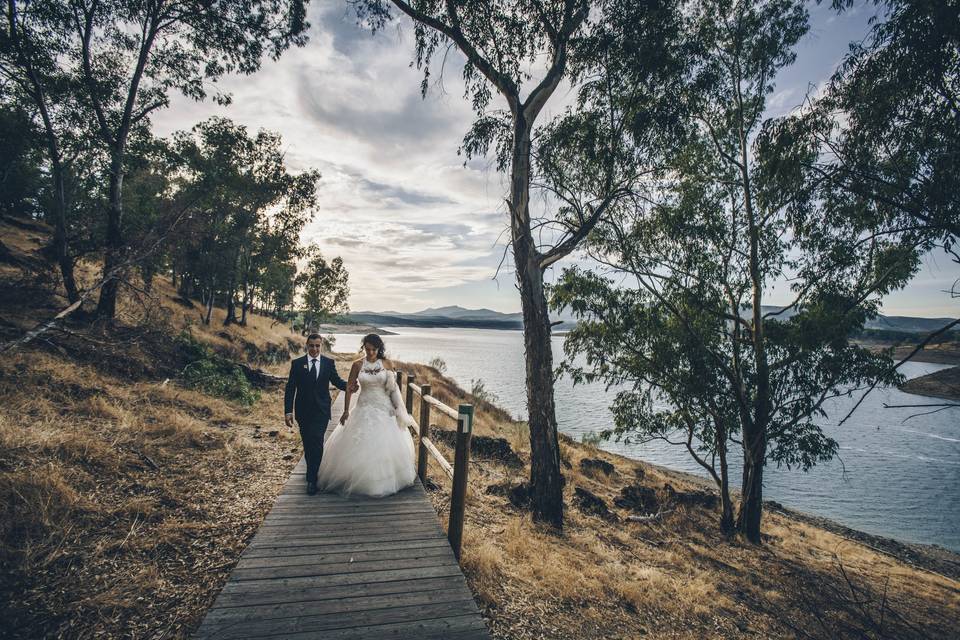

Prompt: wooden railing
[395,371,473,560]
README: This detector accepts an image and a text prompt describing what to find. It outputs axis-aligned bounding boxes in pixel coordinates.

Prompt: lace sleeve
[384,371,417,430]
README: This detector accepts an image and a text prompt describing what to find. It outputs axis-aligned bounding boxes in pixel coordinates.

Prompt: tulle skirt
[317,400,416,497]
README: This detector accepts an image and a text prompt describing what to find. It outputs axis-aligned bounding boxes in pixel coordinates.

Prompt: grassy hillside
[1,215,958,639]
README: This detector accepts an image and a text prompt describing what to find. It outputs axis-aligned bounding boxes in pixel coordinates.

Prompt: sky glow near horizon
[152,1,959,318]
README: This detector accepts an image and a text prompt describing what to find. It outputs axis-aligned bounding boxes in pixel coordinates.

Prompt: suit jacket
[284,354,347,423]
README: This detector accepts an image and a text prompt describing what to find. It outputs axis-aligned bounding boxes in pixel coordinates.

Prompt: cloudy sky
[153,1,958,318]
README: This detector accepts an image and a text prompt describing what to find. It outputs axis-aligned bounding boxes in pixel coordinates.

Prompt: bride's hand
[339,410,349,425]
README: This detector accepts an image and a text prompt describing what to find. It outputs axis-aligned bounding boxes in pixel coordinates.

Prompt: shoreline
[899,365,960,401]
[596,446,960,580]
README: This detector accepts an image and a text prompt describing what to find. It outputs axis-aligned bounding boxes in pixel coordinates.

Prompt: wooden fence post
[405,373,415,414]
[418,384,431,484]
[448,403,473,561]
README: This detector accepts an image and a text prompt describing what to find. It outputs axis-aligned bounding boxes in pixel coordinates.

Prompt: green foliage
[299,245,350,333]
[177,333,260,406]
[768,0,959,276]
[552,0,919,540]
[170,117,323,324]
[0,104,43,218]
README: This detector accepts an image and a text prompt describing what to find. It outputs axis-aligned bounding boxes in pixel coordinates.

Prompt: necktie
[310,359,317,380]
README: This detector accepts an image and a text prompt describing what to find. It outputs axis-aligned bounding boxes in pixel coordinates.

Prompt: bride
[317,334,417,497]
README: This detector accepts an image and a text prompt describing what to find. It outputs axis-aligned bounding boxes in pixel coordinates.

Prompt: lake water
[330,327,960,552]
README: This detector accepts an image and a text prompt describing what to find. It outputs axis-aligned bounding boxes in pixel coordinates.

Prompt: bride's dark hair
[360,333,386,359]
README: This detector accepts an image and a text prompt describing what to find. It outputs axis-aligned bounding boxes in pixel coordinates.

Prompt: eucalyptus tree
[553,0,917,542]
[353,0,685,528]
[60,0,309,320]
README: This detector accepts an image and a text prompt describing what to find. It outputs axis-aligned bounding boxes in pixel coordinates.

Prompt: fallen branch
[626,508,674,523]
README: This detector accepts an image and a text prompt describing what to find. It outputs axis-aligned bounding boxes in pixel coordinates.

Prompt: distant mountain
[411,306,525,322]
[349,305,537,330]
[760,305,953,333]
[346,305,952,333]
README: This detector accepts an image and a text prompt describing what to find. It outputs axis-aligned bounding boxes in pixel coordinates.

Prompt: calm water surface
[331,327,960,551]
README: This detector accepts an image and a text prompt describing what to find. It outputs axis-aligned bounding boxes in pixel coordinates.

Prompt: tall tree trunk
[738,424,766,542]
[715,423,734,535]
[240,285,251,325]
[511,119,564,529]
[736,120,770,544]
[50,160,79,304]
[204,289,214,325]
[96,157,124,319]
[224,292,236,326]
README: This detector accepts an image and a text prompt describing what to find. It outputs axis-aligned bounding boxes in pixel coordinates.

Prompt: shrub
[177,333,260,406]
[428,356,447,373]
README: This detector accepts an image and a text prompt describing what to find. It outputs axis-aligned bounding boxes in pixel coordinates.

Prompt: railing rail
[396,371,473,560]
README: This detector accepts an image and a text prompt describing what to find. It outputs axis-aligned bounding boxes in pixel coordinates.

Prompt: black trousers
[298,413,329,484]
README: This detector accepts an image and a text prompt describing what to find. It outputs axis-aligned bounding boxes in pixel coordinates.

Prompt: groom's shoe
[306,481,317,496]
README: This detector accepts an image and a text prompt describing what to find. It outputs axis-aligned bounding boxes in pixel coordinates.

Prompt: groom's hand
[349,380,360,393]
[284,413,295,429]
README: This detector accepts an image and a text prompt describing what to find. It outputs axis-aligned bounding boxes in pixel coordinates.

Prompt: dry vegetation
[1,217,306,638]
[391,366,960,640]
[2,216,959,639]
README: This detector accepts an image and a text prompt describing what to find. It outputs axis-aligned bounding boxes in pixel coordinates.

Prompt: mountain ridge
[348,305,954,333]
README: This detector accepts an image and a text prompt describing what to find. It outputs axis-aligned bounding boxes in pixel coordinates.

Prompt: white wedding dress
[317,359,417,497]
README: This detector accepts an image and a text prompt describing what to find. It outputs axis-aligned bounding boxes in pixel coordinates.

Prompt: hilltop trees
[1,0,310,318]
[299,246,350,333]
[169,117,322,327]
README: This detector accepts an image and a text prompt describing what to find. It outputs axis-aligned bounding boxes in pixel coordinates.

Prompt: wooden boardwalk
[193,393,490,640]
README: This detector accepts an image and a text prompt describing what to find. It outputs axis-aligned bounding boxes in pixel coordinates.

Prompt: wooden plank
[196,601,482,639]
[218,564,466,596]
[230,553,458,582]
[239,538,450,559]
[200,586,476,625]
[245,530,445,552]
[257,507,438,522]
[423,395,460,420]
[234,544,454,571]
[248,522,444,543]
[208,575,470,609]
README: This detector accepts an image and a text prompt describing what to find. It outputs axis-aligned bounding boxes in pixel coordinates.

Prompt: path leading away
[193,392,490,639]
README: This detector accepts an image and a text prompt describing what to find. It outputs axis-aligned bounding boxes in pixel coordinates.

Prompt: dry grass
[391,362,960,640]
[0,346,302,639]
[0,221,307,639]
[2,216,958,639]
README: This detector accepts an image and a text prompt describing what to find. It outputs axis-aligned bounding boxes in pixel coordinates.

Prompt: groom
[284,334,357,495]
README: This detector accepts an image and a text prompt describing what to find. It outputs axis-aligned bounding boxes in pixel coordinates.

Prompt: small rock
[267,430,279,437]
[662,483,718,508]
[486,480,530,509]
[614,484,659,512]
[579,457,615,476]
[573,487,618,521]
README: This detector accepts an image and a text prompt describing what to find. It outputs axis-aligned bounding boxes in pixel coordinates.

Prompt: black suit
[284,354,348,483]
